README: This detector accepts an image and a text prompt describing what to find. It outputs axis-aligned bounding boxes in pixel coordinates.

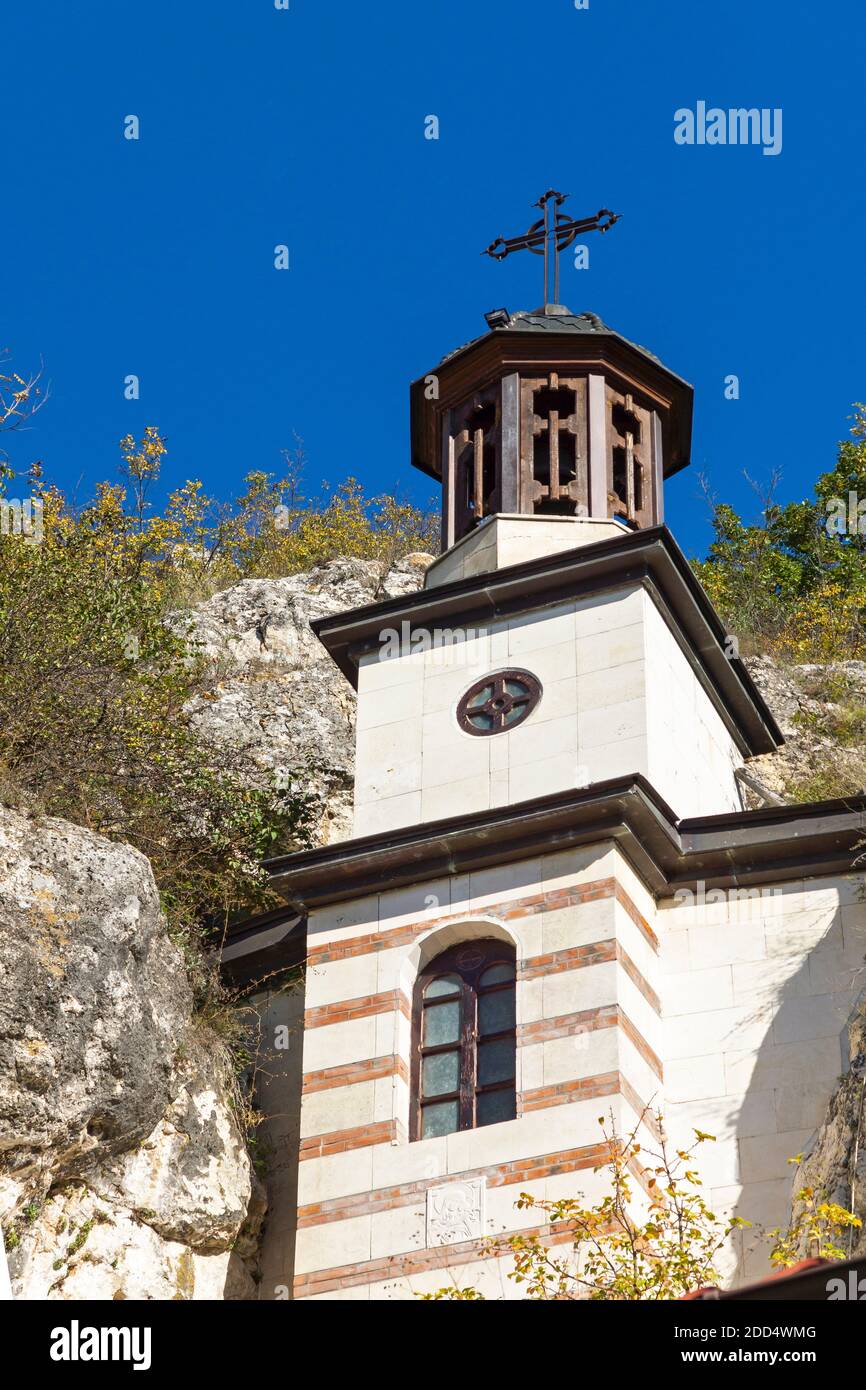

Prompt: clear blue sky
[3,0,864,556]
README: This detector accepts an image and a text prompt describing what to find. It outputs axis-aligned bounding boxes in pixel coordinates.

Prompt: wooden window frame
[456,669,542,737]
[411,938,517,1142]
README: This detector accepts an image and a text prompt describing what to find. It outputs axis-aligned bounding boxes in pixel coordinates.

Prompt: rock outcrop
[744,657,866,802]
[182,554,430,843]
[1,554,433,1299]
[0,807,261,1299]
[791,1007,866,1257]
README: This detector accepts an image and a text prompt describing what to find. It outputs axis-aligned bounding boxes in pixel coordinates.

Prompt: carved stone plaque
[426,1178,486,1247]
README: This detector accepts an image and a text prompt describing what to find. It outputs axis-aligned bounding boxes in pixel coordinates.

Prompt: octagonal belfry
[410,306,693,550]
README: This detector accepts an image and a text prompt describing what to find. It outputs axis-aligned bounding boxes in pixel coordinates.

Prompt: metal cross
[482,189,621,307]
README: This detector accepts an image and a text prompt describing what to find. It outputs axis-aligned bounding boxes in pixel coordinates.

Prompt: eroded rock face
[85,1035,263,1257]
[0,556,433,1298]
[0,808,261,1299]
[744,657,866,800]
[791,1008,866,1258]
[10,1039,264,1301]
[182,555,430,843]
[0,808,191,1217]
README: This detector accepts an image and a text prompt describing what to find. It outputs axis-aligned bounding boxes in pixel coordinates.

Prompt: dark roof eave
[262,775,866,913]
[220,907,306,990]
[410,324,693,483]
[422,322,692,390]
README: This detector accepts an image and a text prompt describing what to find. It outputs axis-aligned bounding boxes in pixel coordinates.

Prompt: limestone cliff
[791,1007,866,1257]
[744,657,866,802]
[0,554,429,1299]
[183,553,429,843]
[0,806,262,1299]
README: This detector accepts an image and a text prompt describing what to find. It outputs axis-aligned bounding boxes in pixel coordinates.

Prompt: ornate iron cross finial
[482,190,621,308]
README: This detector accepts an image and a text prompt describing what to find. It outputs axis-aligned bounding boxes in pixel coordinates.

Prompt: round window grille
[456,669,542,737]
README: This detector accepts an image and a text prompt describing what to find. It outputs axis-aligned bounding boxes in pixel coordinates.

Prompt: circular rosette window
[456,669,542,736]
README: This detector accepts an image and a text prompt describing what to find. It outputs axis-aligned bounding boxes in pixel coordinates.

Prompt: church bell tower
[244,195,783,1301]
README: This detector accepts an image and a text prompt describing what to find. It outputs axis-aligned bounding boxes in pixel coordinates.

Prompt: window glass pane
[468,711,494,730]
[467,685,494,708]
[424,974,461,1000]
[477,1089,516,1128]
[478,1038,515,1087]
[421,1099,460,1139]
[503,705,525,724]
[479,962,515,987]
[422,1050,460,1098]
[423,999,460,1046]
[478,987,515,1036]
[505,680,528,697]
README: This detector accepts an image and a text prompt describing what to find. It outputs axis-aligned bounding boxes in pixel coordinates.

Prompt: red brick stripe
[304,989,411,1030]
[520,1071,621,1112]
[501,878,617,917]
[293,1222,575,1299]
[620,1075,662,1139]
[306,876,639,965]
[308,920,421,964]
[298,1120,399,1160]
[520,939,616,979]
[617,1009,663,1080]
[614,883,659,952]
[628,1155,660,1200]
[302,1055,409,1095]
[615,943,661,1014]
[517,1003,619,1044]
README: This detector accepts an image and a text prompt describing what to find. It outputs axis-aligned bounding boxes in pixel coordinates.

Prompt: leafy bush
[422,1115,860,1301]
[0,428,436,970]
[694,405,866,661]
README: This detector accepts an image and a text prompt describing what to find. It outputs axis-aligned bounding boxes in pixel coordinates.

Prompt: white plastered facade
[253,515,866,1300]
[259,840,866,1299]
[353,580,744,838]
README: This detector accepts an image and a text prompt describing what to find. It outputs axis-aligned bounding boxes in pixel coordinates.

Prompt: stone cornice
[223,776,866,983]
[264,774,866,907]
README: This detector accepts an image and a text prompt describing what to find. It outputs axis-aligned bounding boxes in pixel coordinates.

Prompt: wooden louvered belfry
[411,307,693,549]
[410,193,692,549]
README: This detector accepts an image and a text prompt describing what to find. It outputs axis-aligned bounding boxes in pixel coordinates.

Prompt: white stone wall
[353,583,743,837]
[287,843,664,1300]
[424,514,628,590]
[643,594,742,816]
[658,872,866,1282]
[264,841,866,1298]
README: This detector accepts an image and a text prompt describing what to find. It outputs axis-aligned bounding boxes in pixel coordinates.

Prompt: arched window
[411,939,516,1141]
